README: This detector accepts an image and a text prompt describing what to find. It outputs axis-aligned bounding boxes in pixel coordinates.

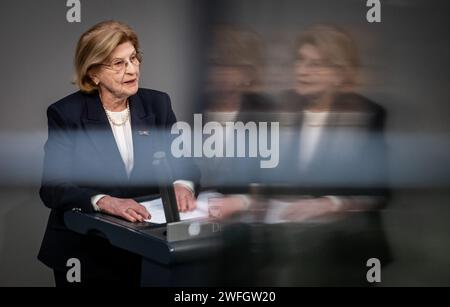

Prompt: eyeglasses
[99,51,143,72]
[294,58,339,72]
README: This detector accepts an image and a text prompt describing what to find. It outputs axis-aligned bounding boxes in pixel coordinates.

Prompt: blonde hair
[295,25,360,88]
[73,20,140,93]
[207,25,265,87]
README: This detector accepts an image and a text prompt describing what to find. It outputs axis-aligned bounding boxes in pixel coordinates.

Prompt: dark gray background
[0,0,449,286]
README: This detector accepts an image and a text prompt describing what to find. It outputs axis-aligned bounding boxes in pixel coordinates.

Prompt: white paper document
[141,192,218,224]
[264,199,292,224]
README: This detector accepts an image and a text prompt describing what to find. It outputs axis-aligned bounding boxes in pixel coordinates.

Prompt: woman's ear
[88,70,100,85]
[92,76,100,86]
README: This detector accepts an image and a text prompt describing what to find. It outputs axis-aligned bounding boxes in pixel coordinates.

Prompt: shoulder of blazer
[334,92,387,131]
[46,91,88,126]
[135,88,170,104]
[334,92,384,112]
[48,89,172,119]
[136,88,169,100]
[134,88,173,119]
[278,89,310,112]
[48,91,85,112]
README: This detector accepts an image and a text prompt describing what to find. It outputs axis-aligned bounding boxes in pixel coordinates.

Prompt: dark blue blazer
[38,88,199,274]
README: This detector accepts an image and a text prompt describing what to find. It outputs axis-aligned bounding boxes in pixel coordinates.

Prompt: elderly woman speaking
[38,20,199,286]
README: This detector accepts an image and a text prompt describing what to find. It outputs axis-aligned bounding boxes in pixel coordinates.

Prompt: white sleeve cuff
[323,195,345,211]
[173,180,195,195]
[91,194,107,211]
[231,194,252,210]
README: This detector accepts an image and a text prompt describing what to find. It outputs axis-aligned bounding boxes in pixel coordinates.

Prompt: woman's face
[94,41,140,100]
[294,44,343,98]
[206,65,251,95]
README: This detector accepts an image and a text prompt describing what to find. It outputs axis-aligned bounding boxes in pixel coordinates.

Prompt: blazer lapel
[128,92,156,180]
[81,93,128,181]
[305,100,339,173]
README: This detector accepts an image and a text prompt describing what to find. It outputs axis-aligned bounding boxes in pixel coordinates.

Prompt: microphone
[152,151,180,223]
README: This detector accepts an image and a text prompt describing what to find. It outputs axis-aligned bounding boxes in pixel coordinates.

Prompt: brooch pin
[138,130,150,136]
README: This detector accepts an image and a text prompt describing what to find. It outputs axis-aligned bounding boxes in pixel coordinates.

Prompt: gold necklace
[104,101,130,126]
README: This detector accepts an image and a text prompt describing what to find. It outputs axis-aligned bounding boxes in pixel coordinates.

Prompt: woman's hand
[174,184,196,212]
[208,196,250,219]
[279,197,343,222]
[97,195,150,222]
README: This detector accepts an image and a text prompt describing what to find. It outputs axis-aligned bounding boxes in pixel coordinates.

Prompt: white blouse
[106,108,134,177]
[298,111,329,171]
[90,108,194,210]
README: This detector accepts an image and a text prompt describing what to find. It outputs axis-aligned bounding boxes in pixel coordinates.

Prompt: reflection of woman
[269,25,392,285]
[38,20,198,286]
[221,25,391,286]
[278,25,389,220]
[200,25,274,192]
